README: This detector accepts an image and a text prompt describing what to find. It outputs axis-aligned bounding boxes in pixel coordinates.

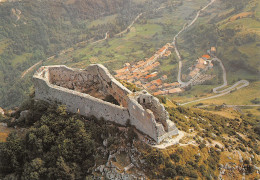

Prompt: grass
[0,39,9,54]
[159,56,178,72]
[206,107,242,119]
[89,14,117,27]
[226,18,260,34]
[238,42,259,66]
[241,106,260,119]
[50,21,166,70]
[180,81,260,106]
[11,53,32,66]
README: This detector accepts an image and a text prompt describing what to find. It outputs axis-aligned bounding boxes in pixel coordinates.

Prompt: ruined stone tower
[33,64,178,143]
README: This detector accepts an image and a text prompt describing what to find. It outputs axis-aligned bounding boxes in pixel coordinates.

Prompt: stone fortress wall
[33,64,178,143]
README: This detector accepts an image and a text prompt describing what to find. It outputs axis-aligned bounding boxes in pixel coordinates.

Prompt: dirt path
[91,32,109,44]
[21,60,42,78]
[115,13,143,37]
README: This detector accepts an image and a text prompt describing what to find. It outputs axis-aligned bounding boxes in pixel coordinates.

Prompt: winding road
[170,0,250,105]
[211,57,249,94]
[21,60,43,79]
[172,0,217,86]
[91,32,109,44]
[115,13,143,37]
[179,57,249,106]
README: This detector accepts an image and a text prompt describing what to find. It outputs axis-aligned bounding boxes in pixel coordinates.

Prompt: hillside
[177,0,259,80]
[0,0,259,179]
[33,0,259,117]
[1,0,258,113]
[0,0,164,108]
[0,97,259,179]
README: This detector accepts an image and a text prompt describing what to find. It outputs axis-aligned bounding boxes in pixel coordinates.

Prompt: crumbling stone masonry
[33,64,178,143]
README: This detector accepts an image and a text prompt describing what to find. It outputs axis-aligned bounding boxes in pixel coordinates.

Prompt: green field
[89,14,118,27]
[47,0,209,73]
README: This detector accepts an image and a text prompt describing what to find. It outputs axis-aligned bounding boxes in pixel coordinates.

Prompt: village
[115,43,217,96]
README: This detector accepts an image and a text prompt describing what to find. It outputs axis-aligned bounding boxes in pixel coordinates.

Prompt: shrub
[199,143,206,149]
[164,168,177,177]
[156,95,167,104]
[170,153,180,163]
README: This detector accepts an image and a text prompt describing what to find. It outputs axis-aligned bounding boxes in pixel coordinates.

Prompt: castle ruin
[33,64,178,143]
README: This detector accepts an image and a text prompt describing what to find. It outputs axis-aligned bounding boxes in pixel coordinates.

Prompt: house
[168,44,174,49]
[164,51,171,57]
[124,63,130,67]
[196,58,206,68]
[197,58,205,64]
[202,54,210,60]
[208,62,214,68]
[144,78,162,90]
[153,79,162,86]
[161,75,168,81]
[135,81,142,86]
[168,88,182,94]
[153,90,167,96]
[163,82,180,88]
[210,47,216,55]
[196,63,205,69]
[145,72,158,79]
[146,84,158,91]
[115,66,129,74]
[189,68,200,78]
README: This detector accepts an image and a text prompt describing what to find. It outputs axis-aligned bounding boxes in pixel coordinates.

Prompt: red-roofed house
[202,54,210,59]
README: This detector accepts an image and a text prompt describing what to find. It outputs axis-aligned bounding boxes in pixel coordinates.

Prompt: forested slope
[0,98,259,179]
[0,0,160,108]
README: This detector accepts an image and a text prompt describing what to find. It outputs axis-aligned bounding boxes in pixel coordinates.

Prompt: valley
[23,0,258,116]
[0,0,259,179]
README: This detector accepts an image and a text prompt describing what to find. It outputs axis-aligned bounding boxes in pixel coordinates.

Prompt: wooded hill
[0,97,259,179]
[0,0,165,108]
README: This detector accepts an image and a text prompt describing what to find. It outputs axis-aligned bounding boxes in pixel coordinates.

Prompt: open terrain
[41,0,260,115]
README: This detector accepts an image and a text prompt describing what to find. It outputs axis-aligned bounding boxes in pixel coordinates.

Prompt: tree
[22,158,47,180]
[53,156,74,180]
